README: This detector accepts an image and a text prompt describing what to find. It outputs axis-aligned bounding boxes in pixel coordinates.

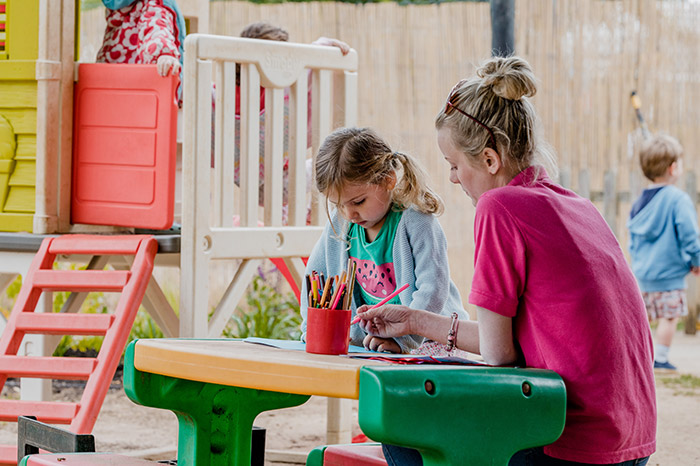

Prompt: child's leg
[656,316,679,348]
[644,289,687,365]
[382,444,423,466]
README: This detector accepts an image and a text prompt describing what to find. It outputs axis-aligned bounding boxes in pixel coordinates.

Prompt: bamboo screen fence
[80,0,700,314]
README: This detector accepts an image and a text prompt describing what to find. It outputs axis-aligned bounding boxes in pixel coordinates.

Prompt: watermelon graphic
[354,258,397,298]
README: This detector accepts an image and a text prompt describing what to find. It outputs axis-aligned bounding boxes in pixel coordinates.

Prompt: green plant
[127,308,165,346]
[0,275,21,319]
[52,291,109,357]
[49,264,111,356]
[224,275,301,340]
[659,374,700,397]
[81,0,104,11]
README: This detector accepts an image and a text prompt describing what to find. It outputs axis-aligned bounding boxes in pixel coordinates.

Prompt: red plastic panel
[0,446,15,466]
[324,445,388,466]
[72,64,177,229]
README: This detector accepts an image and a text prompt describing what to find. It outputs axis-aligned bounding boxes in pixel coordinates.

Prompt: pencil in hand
[351,283,409,325]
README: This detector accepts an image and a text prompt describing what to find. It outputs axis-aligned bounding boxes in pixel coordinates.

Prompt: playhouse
[0,0,362,461]
[0,0,203,234]
[0,0,360,331]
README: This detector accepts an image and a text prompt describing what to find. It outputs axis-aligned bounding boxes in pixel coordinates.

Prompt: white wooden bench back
[180,34,358,337]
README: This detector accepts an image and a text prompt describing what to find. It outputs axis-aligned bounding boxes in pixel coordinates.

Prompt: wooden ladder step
[0,356,96,379]
[0,399,79,423]
[31,270,130,292]
[16,313,115,335]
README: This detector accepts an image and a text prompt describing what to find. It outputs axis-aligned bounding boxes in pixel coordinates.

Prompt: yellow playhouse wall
[0,0,39,232]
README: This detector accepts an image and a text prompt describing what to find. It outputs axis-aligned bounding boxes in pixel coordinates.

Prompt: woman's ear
[482,148,502,175]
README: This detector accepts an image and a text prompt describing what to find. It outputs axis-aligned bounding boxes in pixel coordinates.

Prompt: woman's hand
[356,304,415,338]
[311,37,351,55]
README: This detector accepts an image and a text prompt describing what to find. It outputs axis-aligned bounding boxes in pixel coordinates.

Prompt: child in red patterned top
[97,0,185,102]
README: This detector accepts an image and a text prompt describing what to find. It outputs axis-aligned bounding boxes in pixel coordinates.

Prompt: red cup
[305,307,351,355]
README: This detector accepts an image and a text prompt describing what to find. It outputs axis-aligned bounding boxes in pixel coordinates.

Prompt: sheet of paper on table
[243,337,374,353]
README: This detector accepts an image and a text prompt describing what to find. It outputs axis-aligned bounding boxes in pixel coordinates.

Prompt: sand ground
[1,331,698,465]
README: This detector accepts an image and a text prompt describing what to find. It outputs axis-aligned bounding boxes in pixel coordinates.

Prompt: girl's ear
[482,148,503,175]
[384,171,398,191]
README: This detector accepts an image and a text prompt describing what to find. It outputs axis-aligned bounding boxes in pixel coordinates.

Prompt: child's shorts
[642,289,688,320]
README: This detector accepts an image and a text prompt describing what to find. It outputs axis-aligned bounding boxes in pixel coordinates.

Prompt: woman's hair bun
[476,56,537,101]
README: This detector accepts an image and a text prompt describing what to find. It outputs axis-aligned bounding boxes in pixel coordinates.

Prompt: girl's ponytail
[391,152,444,216]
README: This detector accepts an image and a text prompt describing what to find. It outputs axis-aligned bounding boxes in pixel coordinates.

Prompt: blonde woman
[356,57,656,465]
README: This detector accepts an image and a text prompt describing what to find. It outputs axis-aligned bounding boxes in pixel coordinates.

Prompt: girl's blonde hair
[435,56,558,180]
[315,127,444,216]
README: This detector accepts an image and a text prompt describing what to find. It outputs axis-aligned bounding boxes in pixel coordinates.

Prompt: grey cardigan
[301,207,469,353]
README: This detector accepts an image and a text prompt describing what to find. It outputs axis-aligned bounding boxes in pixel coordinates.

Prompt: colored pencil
[330,283,346,310]
[320,276,334,308]
[351,283,409,325]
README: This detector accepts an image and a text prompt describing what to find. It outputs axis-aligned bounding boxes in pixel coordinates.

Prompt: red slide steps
[0,235,157,464]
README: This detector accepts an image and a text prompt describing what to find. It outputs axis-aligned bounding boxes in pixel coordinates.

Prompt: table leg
[325,397,352,444]
[123,342,310,466]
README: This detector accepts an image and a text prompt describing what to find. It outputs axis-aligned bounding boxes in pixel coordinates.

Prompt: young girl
[97,0,186,103]
[301,127,468,353]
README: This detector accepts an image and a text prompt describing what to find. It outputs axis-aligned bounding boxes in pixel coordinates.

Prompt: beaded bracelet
[446,312,459,352]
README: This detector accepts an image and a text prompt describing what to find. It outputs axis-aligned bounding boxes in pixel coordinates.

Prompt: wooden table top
[132,339,385,399]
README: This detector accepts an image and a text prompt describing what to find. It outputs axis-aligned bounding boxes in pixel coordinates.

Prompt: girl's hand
[362,335,401,353]
[356,304,414,338]
[311,37,351,55]
[157,55,181,77]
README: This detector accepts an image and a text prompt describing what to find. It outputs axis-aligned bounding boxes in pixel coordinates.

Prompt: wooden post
[578,169,590,200]
[629,169,642,202]
[684,171,698,335]
[559,167,571,190]
[490,0,515,57]
[603,170,617,231]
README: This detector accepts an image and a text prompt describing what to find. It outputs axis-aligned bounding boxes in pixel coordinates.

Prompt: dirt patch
[2,332,699,465]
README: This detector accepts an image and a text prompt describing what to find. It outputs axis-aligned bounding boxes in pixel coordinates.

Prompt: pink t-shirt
[469,166,656,463]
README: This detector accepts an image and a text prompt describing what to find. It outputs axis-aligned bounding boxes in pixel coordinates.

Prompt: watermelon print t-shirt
[348,209,403,306]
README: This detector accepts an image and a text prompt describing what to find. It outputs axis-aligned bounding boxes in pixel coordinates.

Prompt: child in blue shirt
[301,127,468,353]
[628,133,700,371]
